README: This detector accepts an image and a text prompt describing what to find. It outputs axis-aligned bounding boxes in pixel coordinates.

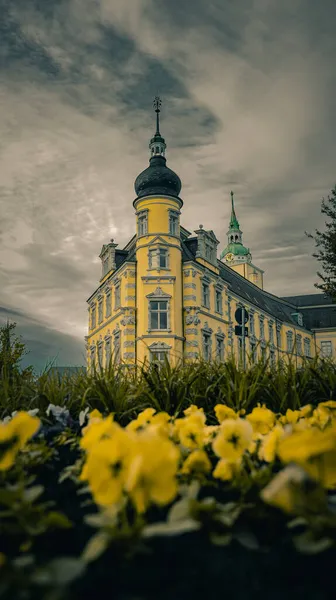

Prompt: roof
[280,293,336,329]
[181,239,310,329]
[281,293,334,307]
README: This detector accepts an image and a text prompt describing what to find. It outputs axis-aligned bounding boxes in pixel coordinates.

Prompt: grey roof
[281,293,334,307]
[181,239,310,329]
[280,294,336,329]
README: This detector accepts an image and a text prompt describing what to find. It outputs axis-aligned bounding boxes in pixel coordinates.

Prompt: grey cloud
[0,0,335,366]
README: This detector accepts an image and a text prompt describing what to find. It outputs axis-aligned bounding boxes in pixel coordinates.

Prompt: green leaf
[235,531,260,550]
[293,532,334,554]
[142,518,200,538]
[23,485,44,503]
[0,487,20,506]
[13,554,35,569]
[35,557,86,587]
[44,511,73,529]
[210,532,232,546]
[84,513,105,528]
[168,498,191,523]
[82,531,110,564]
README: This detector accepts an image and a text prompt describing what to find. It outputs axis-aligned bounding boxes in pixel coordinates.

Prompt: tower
[133,97,184,366]
[220,192,264,289]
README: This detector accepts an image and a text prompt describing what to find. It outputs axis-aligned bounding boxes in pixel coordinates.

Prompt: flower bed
[0,400,336,600]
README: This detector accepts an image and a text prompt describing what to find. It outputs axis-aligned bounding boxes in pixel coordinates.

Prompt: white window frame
[320,340,332,357]
[114,282,121,310]
[91,305,96,330]
[286,331,294,352]
[168,210,179,236]
[215,289,222,314]
[149,300,169,331]
[105,336,111,368]
[98,299,103,324]
[138,210,148,236]
[202,282,210,309]
[105,290,111,318]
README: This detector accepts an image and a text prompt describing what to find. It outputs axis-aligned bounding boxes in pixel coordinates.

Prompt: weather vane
[153,96,162,135]
[153,96,162,112]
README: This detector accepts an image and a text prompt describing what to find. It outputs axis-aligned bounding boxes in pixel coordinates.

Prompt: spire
[220,191,252,263]
[153,96,161,135]
[229,190,240,230]
[149,96,166,160]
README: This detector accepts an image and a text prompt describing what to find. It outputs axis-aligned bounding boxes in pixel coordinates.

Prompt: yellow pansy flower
[258,424,285,463]
[214,404,237,423]
[184,405,206,421]
[261,464,308,513]
[175,413,205,450]
[213,458,240,481]
[279,409,301,426]
[277,426,336,488]
[126,408,157,433]
[80,414,118,451]
[246,405,275,435]
[0,412,40,471]
[204,425,219,444]
[212,418,253,462]
[180,449,211,476]
[125,431,180,513]
[80,425,134,506]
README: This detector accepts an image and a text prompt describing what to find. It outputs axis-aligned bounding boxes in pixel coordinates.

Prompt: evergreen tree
[0,320,34,384]
[306,185,336,300]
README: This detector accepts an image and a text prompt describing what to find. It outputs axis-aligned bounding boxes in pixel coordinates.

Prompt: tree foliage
[306,185,336,300]
[0,320,34,386]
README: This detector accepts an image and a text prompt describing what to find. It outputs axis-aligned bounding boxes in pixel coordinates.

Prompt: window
[250,342,257,364]
[202,283,210,308]
[138,212,148,236]
[215,337,224,361]
[269,322,274,344]
[149,300,168,330]
[105,338,111,368]
[114,283,121,309]
[270,349,276,366]
[90,346,96,374]
[113,333,121,363]
[259,317,265,339]
[169,212,179,235]
[105,290,111,318]
[249,312,255,335]
[298,313,303,327]
[91,306,96,330]
[159,248,168,268]
[304,337,311,357]
[148,249,156,268]
[276,326,281,348]
[296,334,302,355]
[98,300,103,324]
[286,331,294,352]
[215,290,222,314]
[321,340,332,357]
[203,333,211,361]
[150,350,168,365]
[98,343,103,368]
[261,346,266,362]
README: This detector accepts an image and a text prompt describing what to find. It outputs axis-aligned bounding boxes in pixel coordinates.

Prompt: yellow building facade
[86,99,325,372]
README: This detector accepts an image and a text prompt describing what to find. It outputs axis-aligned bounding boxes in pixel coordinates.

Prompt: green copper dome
[220,242,250,260]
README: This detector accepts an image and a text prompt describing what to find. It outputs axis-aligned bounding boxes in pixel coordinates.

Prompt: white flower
[79,407,90,427]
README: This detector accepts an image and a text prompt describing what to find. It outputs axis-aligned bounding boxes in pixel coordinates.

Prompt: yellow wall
[134,195,184,367]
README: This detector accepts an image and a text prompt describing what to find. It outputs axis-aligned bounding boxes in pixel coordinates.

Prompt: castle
[85,98,336,371]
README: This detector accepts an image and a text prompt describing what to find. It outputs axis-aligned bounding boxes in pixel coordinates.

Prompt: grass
[1,349,336,422]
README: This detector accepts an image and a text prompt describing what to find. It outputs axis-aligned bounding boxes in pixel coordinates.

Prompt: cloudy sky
[1,0,335,373]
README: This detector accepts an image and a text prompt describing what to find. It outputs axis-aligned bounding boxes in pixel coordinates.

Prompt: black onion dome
[134,155,182,199]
